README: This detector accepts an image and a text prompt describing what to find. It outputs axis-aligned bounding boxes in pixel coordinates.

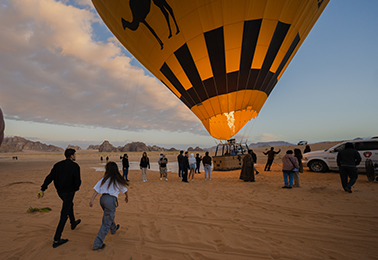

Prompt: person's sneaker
[111,224,120,235]
[345,187,352,193]
[287,186,292,189]
[53,239,69,248]
[71,219,81,230]
[256,171,259,174]
[282,186,288,189]
[93,244,106,250]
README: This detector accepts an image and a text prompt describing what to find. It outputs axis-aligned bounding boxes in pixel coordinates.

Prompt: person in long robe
[240,150,255,182]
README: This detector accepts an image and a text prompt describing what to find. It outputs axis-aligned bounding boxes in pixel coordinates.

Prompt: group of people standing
[242,143,361,194]
[177,151,212,182]
[240,147,304,188]
[120,151,212,183]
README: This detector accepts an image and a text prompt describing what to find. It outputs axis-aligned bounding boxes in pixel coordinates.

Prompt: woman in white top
[188,153,196,181]
[89,162,129,250]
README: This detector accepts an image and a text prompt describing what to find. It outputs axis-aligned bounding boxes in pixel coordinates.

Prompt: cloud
[0,0,206,136]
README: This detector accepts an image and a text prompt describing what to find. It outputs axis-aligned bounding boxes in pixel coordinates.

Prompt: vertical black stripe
[160,63,195,108]
[254,21,291,92]
[174,44,208,102]
[204,27,227,95]
[265,33,300,95]
[238,19,262,90]
[246,69,259,89]
[203,78,217,99]
[227,71,238,93]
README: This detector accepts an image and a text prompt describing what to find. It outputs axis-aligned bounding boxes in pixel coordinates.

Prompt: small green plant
[27,206,52,213]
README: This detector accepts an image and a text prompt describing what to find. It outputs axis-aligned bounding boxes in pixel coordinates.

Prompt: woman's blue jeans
[283,170,294,187]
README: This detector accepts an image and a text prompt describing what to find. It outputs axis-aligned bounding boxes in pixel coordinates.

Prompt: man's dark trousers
[339,166,358,189]
[54,191,76,241]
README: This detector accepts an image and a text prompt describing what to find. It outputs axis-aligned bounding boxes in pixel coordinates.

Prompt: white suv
[303,138,378,172]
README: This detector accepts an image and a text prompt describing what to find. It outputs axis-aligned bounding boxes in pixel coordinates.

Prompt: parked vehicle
[303,138,378,172]
[297,140,308,145]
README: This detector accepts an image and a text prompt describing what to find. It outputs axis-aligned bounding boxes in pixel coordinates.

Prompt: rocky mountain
[97,140,176,153]
[1,136,63,152]
[67,145,82,150]
[87,145,100,150]
[99,141,119,152]
[188,146,203,151]
[0,143,22,153]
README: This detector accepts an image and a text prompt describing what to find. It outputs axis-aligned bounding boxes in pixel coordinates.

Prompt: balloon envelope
[0,107,4,146]
[92,0,329,140]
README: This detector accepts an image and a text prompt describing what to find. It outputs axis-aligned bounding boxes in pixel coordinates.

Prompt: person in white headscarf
[188,153,196,181]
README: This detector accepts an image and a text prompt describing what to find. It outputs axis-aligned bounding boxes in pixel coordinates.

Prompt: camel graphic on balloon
[121,0,180,50]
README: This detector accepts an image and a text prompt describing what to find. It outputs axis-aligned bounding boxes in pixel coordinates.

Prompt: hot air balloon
[92,0,329,140]
[0,107,5,146]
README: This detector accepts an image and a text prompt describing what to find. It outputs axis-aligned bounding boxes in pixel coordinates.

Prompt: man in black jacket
[337,143,361,193]
[177,150,184,179]
[39,148,81,248]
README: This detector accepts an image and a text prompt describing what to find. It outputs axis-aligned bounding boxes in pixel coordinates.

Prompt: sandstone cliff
[1,136,63,152]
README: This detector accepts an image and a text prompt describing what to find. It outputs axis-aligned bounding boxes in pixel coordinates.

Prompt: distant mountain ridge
[98,140,179,153]
[0,136,64,153]
[1,136,294,153]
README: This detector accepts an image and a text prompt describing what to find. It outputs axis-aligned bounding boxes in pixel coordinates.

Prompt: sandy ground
[1,143,378,260]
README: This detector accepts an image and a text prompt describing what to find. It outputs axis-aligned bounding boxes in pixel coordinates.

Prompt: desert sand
[1,143,378,260]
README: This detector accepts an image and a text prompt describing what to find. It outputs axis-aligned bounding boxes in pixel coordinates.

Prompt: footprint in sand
[213,239,226,253]
[189,251,206,259]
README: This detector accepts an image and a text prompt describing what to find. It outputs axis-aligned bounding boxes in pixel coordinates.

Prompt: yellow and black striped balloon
[92,0,329,140]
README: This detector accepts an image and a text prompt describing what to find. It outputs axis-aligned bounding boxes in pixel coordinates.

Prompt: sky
[1,0,377,150]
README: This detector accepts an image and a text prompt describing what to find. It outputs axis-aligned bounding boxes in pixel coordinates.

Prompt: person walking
[263,147,281,171]
[189,153,196,181]
[159,154,168,181]
[293,149,303,187]
[202,152,212,180]
[282,150,299,189]
[177,150,184,179]
[181,151,189,183]
[337,142,361,193]
[240,150,255,182]
[89,162,129,250]
[122,154,129,181]
[39,148,81,248]
[140,152,150,182]
[195,153,202,173]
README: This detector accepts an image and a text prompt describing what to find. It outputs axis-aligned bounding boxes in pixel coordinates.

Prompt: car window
[333,144,346,152]
[355,142,378,151]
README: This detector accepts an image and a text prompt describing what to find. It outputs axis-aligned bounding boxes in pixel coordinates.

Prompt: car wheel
[308,160,328,172]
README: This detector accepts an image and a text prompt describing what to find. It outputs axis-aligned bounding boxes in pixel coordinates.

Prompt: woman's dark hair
[142,152,147,157]
[294,148,303,160]
[286,150,293,154]
[101,162,129,189]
